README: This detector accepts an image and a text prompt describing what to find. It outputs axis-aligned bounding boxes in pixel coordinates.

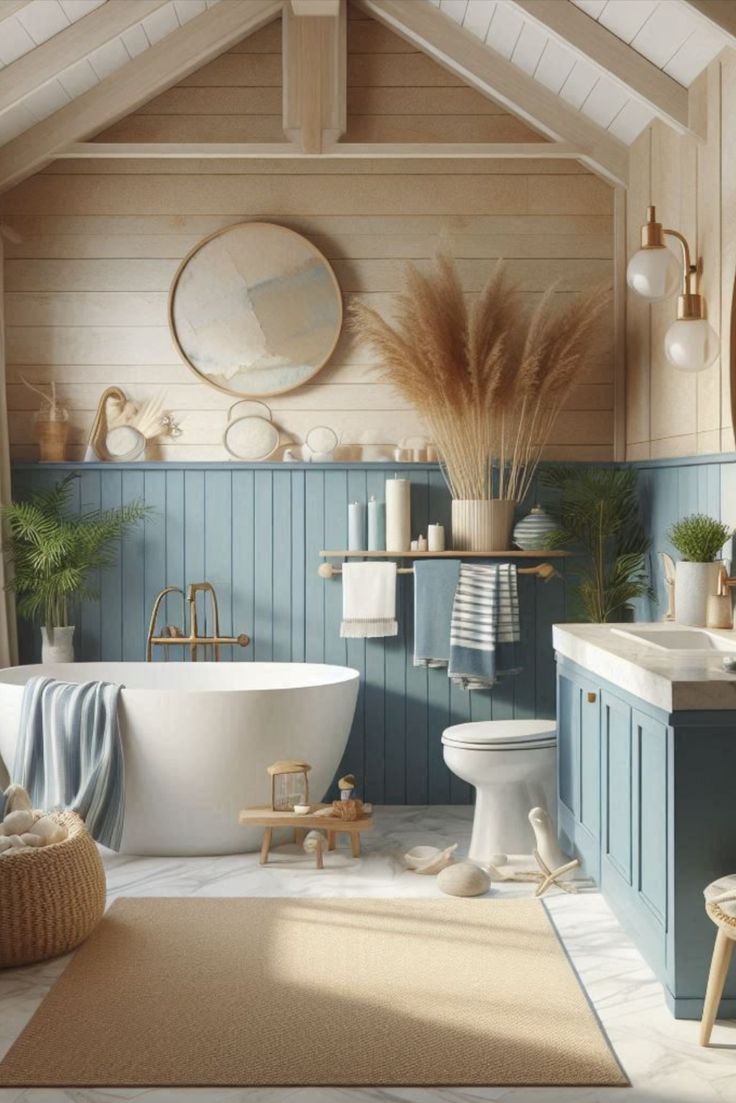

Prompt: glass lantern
[268,760,311,811]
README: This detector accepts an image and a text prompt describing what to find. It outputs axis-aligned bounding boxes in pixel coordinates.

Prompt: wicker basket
[0,811,106,968]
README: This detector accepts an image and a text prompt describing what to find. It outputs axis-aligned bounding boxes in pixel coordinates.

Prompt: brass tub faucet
[146,582,250,661]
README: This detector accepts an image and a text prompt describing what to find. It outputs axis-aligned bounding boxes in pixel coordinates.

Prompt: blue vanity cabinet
[557,668,601,881]
[556,654,736,1019]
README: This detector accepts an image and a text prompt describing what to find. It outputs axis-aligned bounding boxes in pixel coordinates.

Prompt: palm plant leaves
[1,474,146,628]
[541,466,651,623]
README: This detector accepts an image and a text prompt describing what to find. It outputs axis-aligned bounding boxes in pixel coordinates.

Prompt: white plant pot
[673,562,722,627]
[41,625,75,663]
[451,499,516,552]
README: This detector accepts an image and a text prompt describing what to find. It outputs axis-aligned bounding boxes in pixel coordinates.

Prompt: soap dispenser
[706,566,733,630]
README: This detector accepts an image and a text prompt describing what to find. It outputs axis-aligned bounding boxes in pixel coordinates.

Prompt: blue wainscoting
[632,452,735,622]
[11,461,573,805]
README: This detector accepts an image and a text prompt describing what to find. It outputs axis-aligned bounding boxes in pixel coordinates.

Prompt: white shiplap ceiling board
[0,0,223,146]
[571,0,726,83]
[0,0,281,191]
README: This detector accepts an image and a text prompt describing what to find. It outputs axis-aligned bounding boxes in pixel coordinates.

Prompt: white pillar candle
[348,501,366,551]
[386,478,411,552]
[428,523,445,552]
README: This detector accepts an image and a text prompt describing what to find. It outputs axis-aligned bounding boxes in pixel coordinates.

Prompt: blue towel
[14,676,125,850]
[448,563,521,689]
[413,559,461,667]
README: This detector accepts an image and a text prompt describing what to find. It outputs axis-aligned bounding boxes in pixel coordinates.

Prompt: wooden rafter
[355,0,627,185]
[507,0,691,135]
[283,0,346,153]
[0,0,170,116]
[0,0,283,194]
[291,0,341,14]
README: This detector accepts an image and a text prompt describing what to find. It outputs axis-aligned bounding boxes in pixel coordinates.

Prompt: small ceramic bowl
[293,804,311,815]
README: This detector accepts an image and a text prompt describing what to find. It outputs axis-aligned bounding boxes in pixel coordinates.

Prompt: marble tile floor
[1,805,735,1103]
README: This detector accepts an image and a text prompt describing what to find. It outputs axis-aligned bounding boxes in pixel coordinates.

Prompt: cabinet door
[603,689,633,885]
[634,709,668,927]
[557,672,579,818]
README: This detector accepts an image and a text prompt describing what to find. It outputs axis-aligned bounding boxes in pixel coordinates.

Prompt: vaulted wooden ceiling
[0,0,731,193]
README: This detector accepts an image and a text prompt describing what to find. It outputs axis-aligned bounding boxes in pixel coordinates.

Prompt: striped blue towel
[448,563,521,689]
[14,677,125,850]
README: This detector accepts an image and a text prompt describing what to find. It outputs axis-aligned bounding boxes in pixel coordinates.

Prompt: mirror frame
[168,221,343,398]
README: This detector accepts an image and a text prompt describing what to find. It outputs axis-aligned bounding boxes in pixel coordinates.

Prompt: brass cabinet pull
[587,691,597,703]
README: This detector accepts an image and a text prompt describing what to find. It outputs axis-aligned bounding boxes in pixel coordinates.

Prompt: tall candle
[385,477,411,552]
[428,523,445,552]
[367,495,385,551]
[348,501,366,551]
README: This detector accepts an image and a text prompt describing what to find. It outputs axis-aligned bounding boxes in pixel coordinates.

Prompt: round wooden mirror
[169,222,343,398]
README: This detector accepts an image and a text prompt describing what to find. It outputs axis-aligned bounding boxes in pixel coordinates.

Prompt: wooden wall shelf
[320,549,572,559]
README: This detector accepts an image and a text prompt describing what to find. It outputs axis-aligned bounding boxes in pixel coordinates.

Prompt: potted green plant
[668,513,733,626]
[1,474,146,661]
[540,465,651,622]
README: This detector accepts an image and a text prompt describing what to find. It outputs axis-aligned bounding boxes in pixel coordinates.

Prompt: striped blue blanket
[14,676,125,850]
[448,563,521,689]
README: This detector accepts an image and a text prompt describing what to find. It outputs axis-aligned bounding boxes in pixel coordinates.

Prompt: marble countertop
[553,622,736,713]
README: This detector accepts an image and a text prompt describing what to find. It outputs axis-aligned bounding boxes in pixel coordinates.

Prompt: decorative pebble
[437,860,491,897]
[1,810,34,836]
[4,834,25,848]
[0,838,10,853]
[20,833,42,848]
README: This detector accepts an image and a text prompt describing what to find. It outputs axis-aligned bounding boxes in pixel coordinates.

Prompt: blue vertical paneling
[121,470,145,662]
[231,470,254,661]
[78,470,101,660]
[271,471,292,661]
[143,471,167,662]
[253,471,274,661]
[20,457,694,805]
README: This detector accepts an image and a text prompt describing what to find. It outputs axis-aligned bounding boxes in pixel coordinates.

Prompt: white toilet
[442,720,557,866]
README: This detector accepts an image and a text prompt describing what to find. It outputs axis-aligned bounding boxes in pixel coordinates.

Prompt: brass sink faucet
[146,582,250,661]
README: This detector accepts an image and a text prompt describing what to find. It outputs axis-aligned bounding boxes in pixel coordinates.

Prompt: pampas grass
[350,255,611,503]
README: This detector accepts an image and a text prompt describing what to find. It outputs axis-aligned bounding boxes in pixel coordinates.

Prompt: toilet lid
[441,720,556,749]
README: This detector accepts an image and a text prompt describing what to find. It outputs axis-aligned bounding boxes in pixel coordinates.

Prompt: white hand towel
[340,562,398,638]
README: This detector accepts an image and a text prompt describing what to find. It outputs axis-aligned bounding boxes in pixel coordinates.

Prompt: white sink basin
[613,627,736,652]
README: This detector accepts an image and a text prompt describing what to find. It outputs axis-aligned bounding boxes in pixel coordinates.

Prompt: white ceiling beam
[58,140,586,158]
[355,0,627,186]
[291,0,341,14]
[0,0,283,194]
[0,0,170,116]
[283,0,345,153]
[679,1,736,47]
[508,0,691,135]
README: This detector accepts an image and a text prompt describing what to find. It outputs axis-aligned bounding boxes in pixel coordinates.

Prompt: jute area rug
[0,896,627,1087]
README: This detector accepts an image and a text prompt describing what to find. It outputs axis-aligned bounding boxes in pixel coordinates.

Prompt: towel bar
[318,561,560,581]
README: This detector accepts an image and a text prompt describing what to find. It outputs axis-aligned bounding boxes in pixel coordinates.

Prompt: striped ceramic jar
[512,505,557,551]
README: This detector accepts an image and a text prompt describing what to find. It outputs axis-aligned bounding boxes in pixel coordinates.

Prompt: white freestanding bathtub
[0,662,359,856]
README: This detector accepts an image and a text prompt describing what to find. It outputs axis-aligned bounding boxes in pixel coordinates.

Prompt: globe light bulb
[664,318,719,372]
[626,246,680,302]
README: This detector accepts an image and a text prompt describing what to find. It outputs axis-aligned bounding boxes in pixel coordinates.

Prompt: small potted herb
[668,513,733,626]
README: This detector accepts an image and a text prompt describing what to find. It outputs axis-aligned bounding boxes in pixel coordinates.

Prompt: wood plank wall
[0,7,615,462]
[12,460,571,805]
[626,51,736,461]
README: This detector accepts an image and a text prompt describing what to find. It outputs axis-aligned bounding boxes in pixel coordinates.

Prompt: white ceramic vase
[673,561,722,627]
[451,499,516,552]
[41,625,75,662]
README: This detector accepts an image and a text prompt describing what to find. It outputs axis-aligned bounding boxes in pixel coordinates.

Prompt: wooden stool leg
[350,832,361,858]
[327,831,337,851]
[259,827,272,865]
[315,838,324,870]
[700,928,734,1045]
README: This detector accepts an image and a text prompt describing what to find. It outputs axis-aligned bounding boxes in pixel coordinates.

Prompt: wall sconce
[626,205,718,373]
